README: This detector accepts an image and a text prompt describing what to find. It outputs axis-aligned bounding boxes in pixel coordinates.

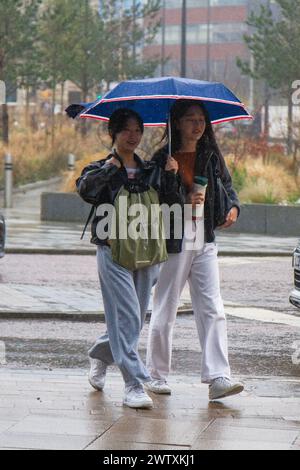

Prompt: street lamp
[206,0,211,81]
[161,0,166,76]
[181,0,187,77]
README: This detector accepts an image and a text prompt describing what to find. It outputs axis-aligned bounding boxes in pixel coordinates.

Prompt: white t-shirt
[126,167,140,180]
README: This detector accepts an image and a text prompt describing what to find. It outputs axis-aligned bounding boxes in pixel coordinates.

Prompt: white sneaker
[123,385,153,409]
[88,358,107,391]
[209,377,244,401]
[144,379,171,395]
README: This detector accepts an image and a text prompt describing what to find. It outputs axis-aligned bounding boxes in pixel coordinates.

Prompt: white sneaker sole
[88,376,104,391]
[209,384,244,401]
[144,384,171,395]
[123,399,153,409]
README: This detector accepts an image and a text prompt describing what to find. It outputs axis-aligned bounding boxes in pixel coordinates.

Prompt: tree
[117,0,162,80]
[237,0,300,153]
[72,0,162,92]
[0,0,41,143]
[68,0,161,135]
[39,0,81,143]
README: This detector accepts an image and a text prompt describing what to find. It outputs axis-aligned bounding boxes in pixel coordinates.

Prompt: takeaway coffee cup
[192,176,208,219]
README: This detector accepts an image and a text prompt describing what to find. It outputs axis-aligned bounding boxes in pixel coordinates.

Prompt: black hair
[108,108,144,145]
[162,99,225,174]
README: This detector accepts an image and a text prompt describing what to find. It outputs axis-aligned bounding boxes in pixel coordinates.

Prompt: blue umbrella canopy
[78,77,252,126]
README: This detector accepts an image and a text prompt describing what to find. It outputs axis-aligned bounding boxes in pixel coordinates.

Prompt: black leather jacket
[152,147,241,253]
[76,153,184,246]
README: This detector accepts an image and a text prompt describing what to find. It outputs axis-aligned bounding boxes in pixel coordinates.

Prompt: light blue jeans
[89,245,159,387]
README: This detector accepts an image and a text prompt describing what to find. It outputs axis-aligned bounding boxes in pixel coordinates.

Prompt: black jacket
[152,147,241,253]
[76,153,184,246]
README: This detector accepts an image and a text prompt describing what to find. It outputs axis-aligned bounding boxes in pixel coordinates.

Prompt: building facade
[143,0,276,102]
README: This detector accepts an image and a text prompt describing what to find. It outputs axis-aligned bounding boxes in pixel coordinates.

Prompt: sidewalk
[0,368,299,450]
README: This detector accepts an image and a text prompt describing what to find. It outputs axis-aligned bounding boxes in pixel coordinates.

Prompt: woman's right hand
[165,156,179,173]
[107,157,122,168]
[187,191,205,207]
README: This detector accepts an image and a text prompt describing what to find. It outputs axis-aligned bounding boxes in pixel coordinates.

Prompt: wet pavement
[0,180,300,450]
[0,369,299,450]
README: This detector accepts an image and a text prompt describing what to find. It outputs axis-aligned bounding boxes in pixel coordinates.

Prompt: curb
[5,248,95,256]
[0,176,63,198]
[5,247,293,257]
[1,304,298,322]
[0,306,193,322]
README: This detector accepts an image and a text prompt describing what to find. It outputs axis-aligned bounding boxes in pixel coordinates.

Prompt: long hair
[162,99,225,174]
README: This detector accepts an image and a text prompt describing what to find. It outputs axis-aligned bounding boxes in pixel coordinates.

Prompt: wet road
[0,254,299,377]
[0,253,297,312]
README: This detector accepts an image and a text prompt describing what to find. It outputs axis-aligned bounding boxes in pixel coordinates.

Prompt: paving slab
[0,369,299,450]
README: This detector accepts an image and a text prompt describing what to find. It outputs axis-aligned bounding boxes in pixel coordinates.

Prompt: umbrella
[78,77,252,126]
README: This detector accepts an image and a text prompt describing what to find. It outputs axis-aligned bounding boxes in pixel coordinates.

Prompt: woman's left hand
[218,207,239,229]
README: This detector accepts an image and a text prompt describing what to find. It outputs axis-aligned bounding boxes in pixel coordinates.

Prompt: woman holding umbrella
[145,99,244,400]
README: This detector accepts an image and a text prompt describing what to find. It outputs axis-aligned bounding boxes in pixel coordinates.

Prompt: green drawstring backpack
[109,178,168,271]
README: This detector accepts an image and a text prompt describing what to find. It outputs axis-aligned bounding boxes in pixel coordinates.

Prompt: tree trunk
[80,86,88,138]
[287,92,293,155]
[60,82,65,129]
[264,84,270,140]
[1,103,9,144]
[25,87,30,128]
[51,84,56,155]
[262,83,270,165]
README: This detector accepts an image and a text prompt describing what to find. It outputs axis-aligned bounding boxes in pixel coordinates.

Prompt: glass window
[6,82,17,103]
[165,0,247,8]
[155,22,247,45]
[211,0,247,5]
[156,24,181,45]
[211,22,247,43]
[187,24,208,44]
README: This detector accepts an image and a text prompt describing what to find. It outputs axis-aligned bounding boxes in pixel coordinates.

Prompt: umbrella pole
[168,119,172,156]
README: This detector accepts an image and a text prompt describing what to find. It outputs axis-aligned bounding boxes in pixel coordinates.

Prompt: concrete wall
[41,192,300,237]
[41,192,92,223]
[226,204,300,237]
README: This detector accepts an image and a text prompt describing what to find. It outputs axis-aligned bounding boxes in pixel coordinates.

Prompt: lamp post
[161,0,166,76]
[206,0,211,81]
[181,0,187,77]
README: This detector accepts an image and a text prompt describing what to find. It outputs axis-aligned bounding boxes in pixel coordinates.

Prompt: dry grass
[62,152,107,192]
[0,118,164,191]
[1,119,299,204]
[227,155,300,204]
[0,120,108,188]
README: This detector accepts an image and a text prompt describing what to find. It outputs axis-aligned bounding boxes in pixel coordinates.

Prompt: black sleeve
[220,160,241,217]
[151,150,185,207]
[76,158,119,205]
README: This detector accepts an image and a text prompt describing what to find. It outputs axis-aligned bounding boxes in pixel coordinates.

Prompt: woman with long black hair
[145,99,244,400]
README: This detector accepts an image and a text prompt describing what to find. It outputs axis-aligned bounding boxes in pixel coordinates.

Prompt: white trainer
[144,379,172,395]
[88,357,107,391]
[209,377,244,401]
[123,385,153,409]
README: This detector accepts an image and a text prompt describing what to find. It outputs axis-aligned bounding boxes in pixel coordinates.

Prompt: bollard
[4,153,13,208]
[68,153,75,172]
[0,341,6,366]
